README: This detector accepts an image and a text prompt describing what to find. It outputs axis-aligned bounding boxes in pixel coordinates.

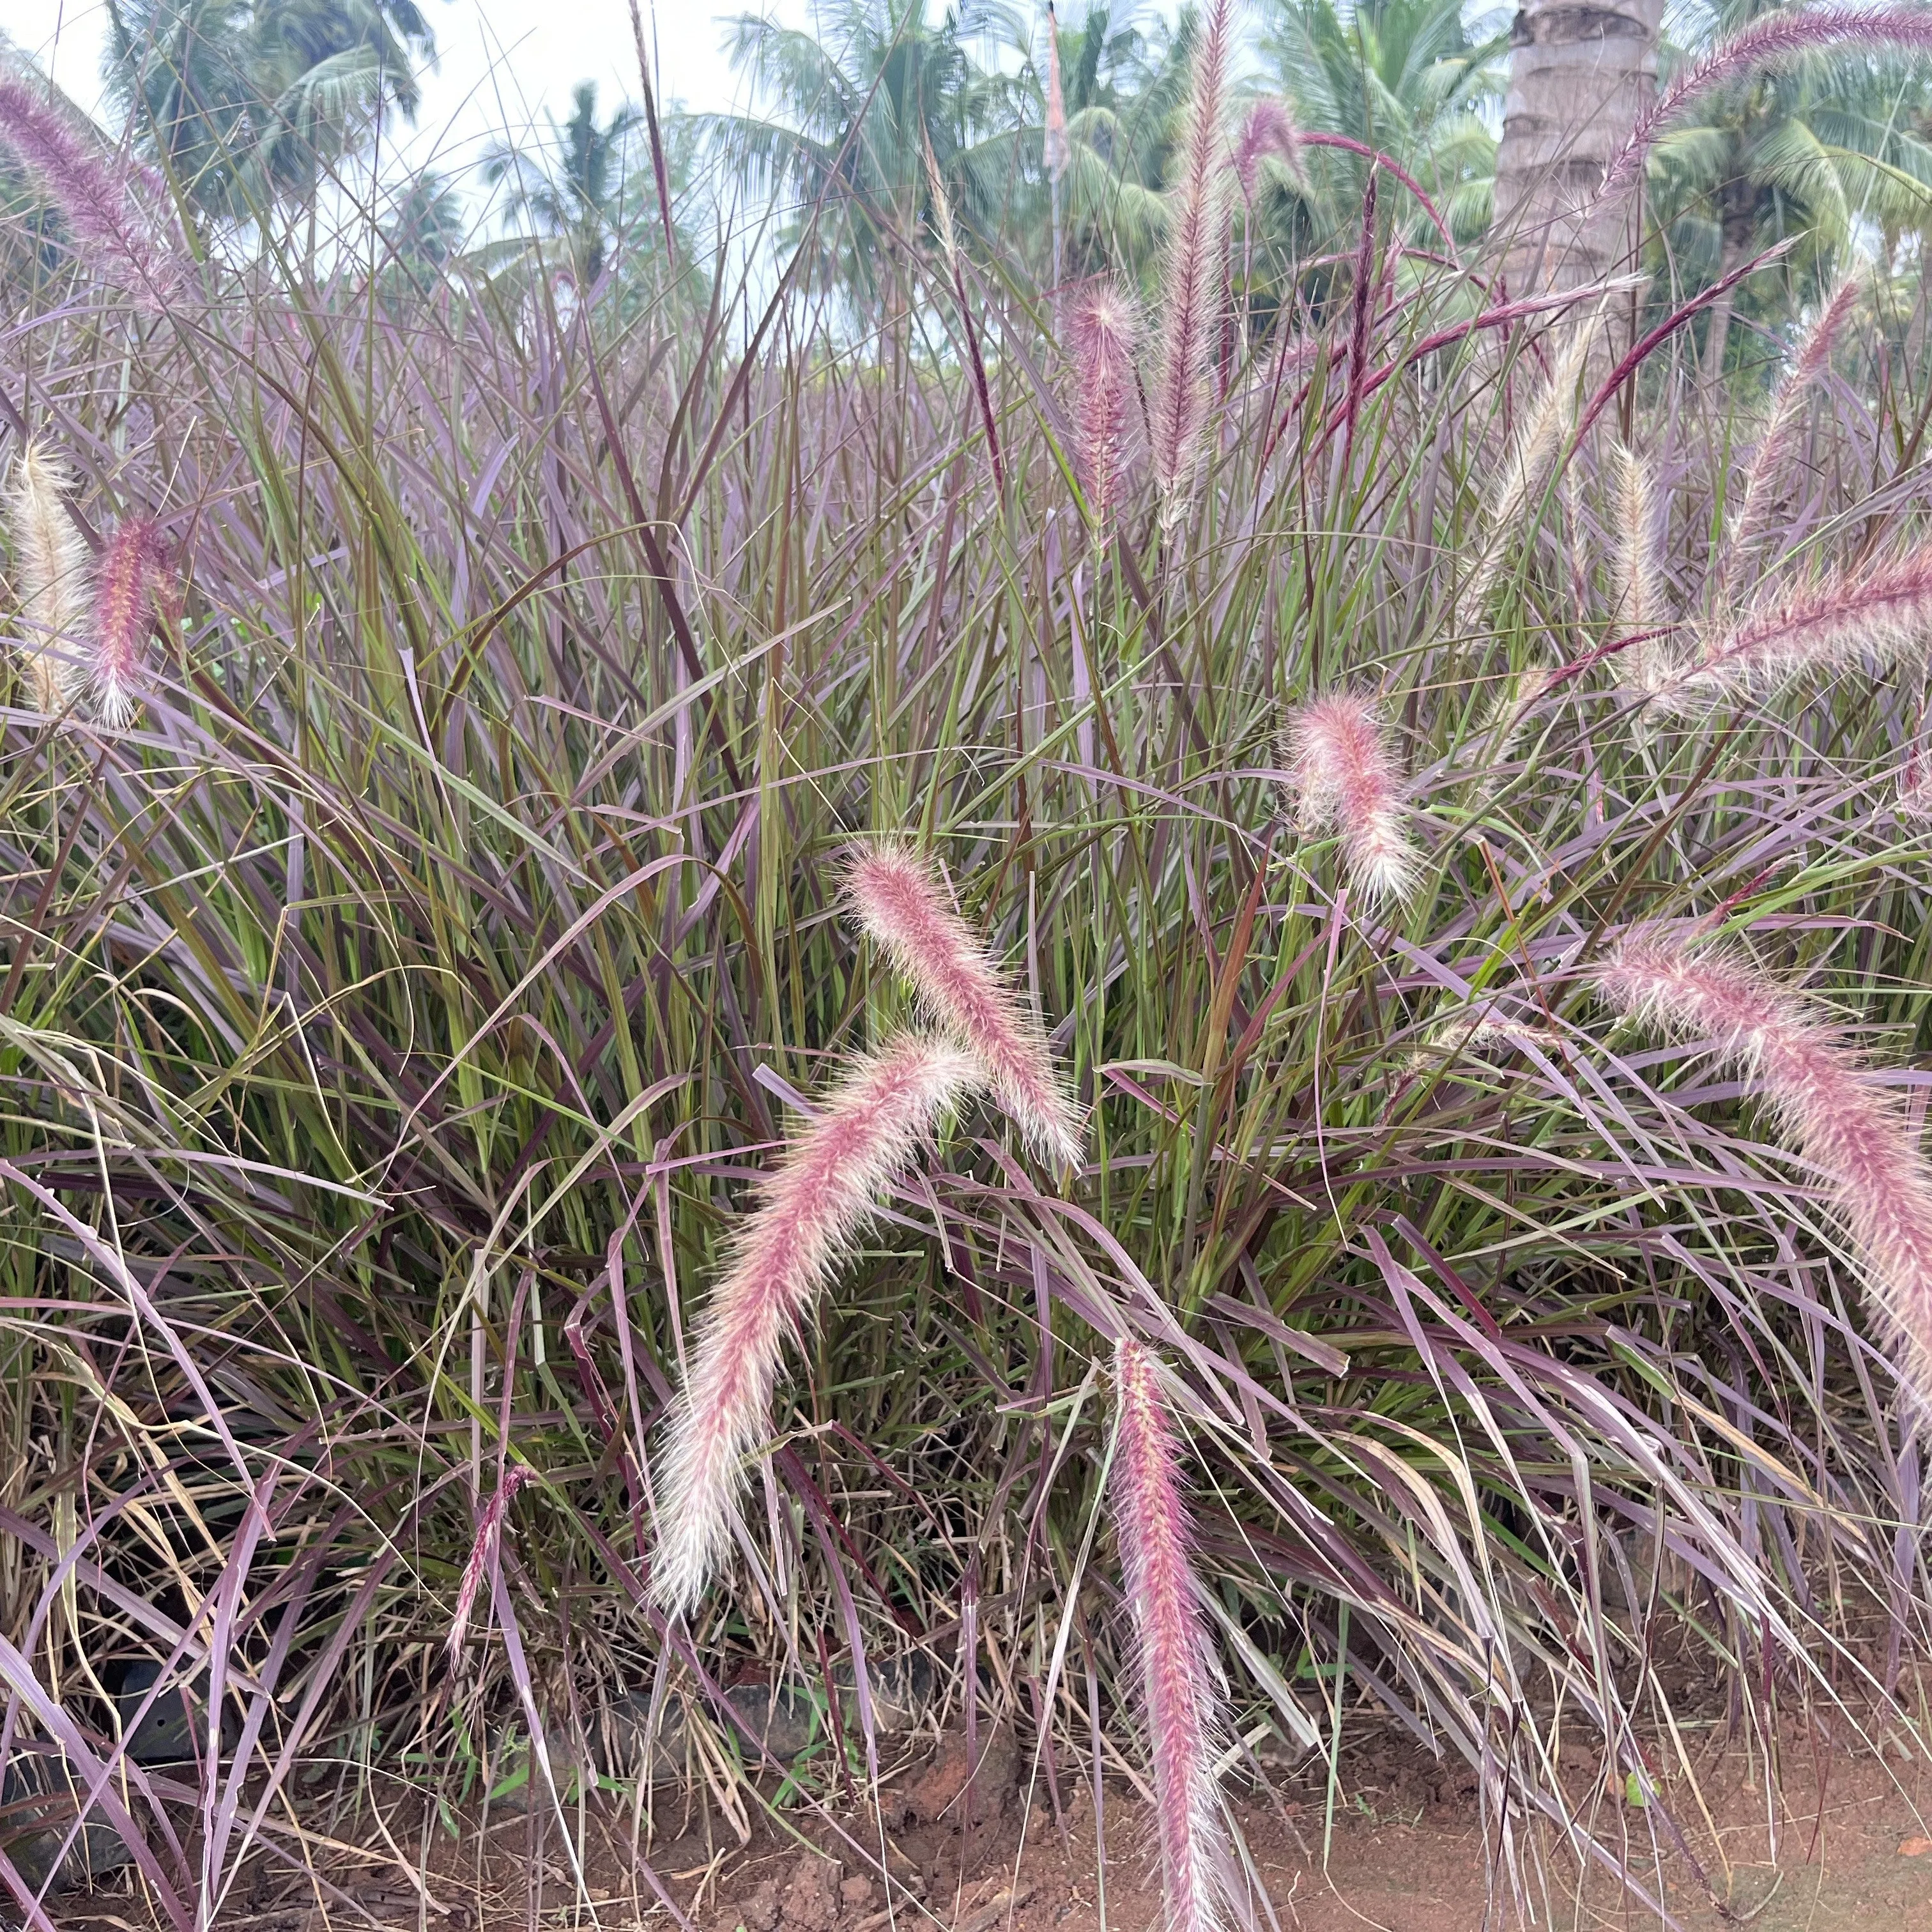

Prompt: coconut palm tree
[1257,0,1507,247]
[702,0,1024,303]
[482,82,643,286]
[1642,2,1932,371]
[103,0,433,224]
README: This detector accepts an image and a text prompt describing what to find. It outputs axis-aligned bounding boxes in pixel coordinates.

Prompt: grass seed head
[1113,1338,1233,1932]
[1597,935,1932,1412]
[649,1034,981,1614]
[848,844,1084,1169]
[8,440,89,716]
[1282,691,1419,907]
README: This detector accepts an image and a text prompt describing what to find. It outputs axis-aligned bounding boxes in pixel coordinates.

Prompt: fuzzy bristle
[1068,284,1142,532]
[1149,0,1236,524]
[1230,97,1304,196]
[648,1035,981,1613]
[1282,691,1420,906]
[848,846,1084,1169]
[1607,442,1666,687]
[1597,936,1932,1411]
[1653,538,1932,712]
[92,518,167,729]
[1113,1338,1232,1932]
[8,441,89,715]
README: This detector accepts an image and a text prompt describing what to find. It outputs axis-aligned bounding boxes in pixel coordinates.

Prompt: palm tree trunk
[1704,177,1755,378]
[1493,0,1664,302]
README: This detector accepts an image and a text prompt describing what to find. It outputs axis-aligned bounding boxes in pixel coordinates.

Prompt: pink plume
[1068,283,1142,532]
[649,1034,981,1613]
[1231,97,1305,199]
[448,1464,533,1663]
[1658,536,1932,710]
[1598,6,1932,207]
[1281,691,1420,905]
[1597,935,1932,1409]
[1726,271,1862,574]
[0,75,177,310]
[1149,0,1236,524]
[1113,1338,1232,1932]
[91,518,168,728]
[848,846,1084,1169]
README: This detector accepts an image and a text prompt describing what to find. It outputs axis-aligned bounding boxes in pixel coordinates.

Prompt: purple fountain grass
[1282,691,1419,906]
[8,440,89,715]
[1726,271,1862,576]
[1149,0,1236,526]
[1068,284,1142,533]
[1597,935,1932,1407]
[0,75,176,309]
[91,518,167,728]
[447,1463,532,1663]
[1607,442,1667,687]
[1231,96,1305,197]
[1598,6,1932,207]
[649,1034,981,1613]
[1654,536,1932,711]
[1112,1338,1232,1932]
[848,846,1085,1169]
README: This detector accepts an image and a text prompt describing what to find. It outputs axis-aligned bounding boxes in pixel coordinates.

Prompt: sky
[0,0,801,186]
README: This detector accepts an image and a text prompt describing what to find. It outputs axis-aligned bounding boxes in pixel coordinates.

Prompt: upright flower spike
[0,76,176,309]
[1725,270,1861,576]
[848,846,1084,1169]
[8,441,89,715]
[649,1035,981,1613]
[1607,442,1665,688]
[1597,935,1932,1408]
[1112,1339,1232,1932]
[92,518,167,728]
[1281,691,1419,906]
[1068,284,1142,533]
[1149,0,1236,525]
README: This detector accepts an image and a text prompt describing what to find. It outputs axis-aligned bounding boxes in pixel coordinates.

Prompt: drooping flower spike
[848,845,1085,1170]
[0,77,178,309]
[1597,935,1932,1409]
[649,1034,981,1613]
[1281,691,1420,907]
[1112,1338,1234,1932]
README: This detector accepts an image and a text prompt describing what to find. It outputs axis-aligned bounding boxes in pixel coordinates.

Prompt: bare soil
[43,1706,1932,1931]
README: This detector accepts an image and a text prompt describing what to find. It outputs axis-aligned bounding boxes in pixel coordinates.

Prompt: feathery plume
[1607,442,1666,687]
[650,1035,980,1613]
[448,1464,532,1663]
[8,441,89,714]
[1230,96,1305,197]
[1726,270,1861,575]
[1466,325,1592,613]
[848,846,1084,1169]
[0,75,176,309]
[1598,6,1932,208]
[1069,283,1142,532]
[1653,536,1932,712]
[1149,0,1236,524]
[1597,935,1932,1407]
[1112,1339,1232,1932]
[91,518,167,728]
[1281,691,1419,906]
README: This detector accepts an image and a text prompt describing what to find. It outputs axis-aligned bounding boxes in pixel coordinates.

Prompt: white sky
[0,0,798,180]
